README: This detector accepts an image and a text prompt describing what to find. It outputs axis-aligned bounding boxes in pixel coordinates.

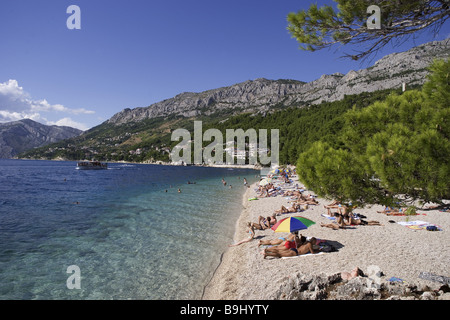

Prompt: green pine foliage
[287,1,450,60]
[297,59,449,206]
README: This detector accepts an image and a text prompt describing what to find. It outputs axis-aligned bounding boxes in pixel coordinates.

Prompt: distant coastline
[15,157,264,171]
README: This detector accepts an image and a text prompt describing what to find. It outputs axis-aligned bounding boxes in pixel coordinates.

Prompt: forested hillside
[20,87,405,164]
[202,87,406,165]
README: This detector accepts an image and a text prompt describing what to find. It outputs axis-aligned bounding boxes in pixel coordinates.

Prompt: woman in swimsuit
[343,213,382,226]
[320,212,347,230]
[274,204,300,215]
[258,232,299,246]
[249,214,277,230]
[262,237,319,259]
[229,223,255,247]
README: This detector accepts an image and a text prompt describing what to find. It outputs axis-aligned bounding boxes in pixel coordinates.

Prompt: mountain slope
[108,39,449,125]
[19,39,450,163]
[0,119,83,158]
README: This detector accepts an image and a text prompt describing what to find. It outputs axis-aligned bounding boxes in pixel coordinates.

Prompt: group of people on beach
[228,167,385,259]
[259,232,320,259]
[229,221,321,259]
[270,190,319,216]
[320,201,382,229]
[256,183,276,197]
[229,168,324,258]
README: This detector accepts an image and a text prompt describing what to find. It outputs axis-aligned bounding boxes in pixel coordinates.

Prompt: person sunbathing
[325,202,350,215]
[258,185,276,198]
[377,206,403,215]
[296,193,310,200]
[256,186,267,196]
[249,214,277,230]
[251,216,270,230]
[229,223,255,247]
[325,200,340,207]
[320,212,347,230]
[343,213,382,226]
[297,237,320,255]
[285,190,302,196]
[260,234,303,258]
[262,237,319,259]
[341,267,364,281]
[258,232,304,247]
[294,198,318,205]
[274,203,300,215]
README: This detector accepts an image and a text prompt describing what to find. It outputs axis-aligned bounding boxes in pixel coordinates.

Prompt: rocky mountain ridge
[108,39,449,125]
[0,119,83,158]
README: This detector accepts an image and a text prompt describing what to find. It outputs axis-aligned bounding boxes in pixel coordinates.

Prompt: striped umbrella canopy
[271,216,316,233]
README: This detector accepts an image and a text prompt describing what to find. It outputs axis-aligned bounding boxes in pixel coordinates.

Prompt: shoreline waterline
[201,183,253,300]
[202,182,255,300]
[17,157,263,170]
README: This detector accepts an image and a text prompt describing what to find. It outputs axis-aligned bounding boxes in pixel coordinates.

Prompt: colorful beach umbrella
[271,216,315,233]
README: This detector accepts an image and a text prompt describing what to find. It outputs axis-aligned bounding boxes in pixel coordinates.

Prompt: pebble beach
[203,170,450,300]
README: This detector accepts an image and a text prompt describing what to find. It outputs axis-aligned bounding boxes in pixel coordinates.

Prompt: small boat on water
[76,161,108,170]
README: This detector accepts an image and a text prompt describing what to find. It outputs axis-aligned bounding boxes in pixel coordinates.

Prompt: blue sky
[0,0,448,130]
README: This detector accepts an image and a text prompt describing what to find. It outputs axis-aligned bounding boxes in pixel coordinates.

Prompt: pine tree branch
[288,0,450,60]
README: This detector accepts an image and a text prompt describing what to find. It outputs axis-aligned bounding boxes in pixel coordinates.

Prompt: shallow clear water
[0,160,258,299]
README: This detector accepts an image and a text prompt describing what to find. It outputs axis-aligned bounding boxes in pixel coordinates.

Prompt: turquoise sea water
[0,160,258,299]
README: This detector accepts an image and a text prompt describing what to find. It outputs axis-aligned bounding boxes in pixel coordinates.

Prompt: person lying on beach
[260,234,303,257]
[274,204,301,215]
[343,213,383,226]
[377,206,404,215]
[324,202,351,215]
[284,190,303,197]
[258,232,305,248]
[286,191,317,203]
[229,223,255,247]
[377,206,393,213]
[341,267,364,281]
[294,198,318,206]
[259,184,279,198]
[320,213,347,230]
[326,200,340,207]
[262,237,320,259]
[257,185,270,197]
[287,192,312,201]
[249,214,277,230]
